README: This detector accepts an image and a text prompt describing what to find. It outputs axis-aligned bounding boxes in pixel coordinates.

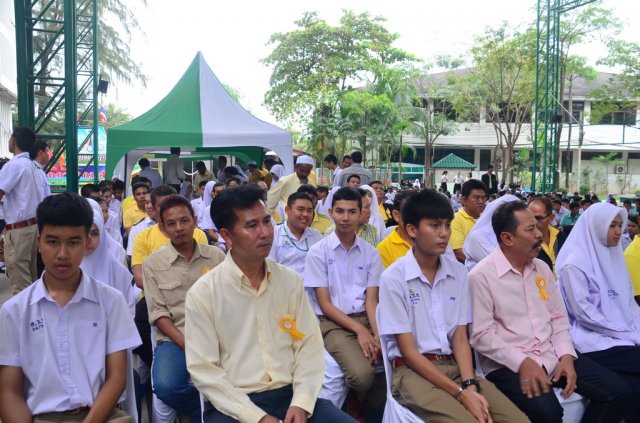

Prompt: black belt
[318,311,367,321]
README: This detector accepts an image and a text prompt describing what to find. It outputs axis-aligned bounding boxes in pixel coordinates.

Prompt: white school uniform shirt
[126,216,155,256]
[268,222,322,276]
[109,198,122,222]
[0,152,44,224]
[0,272,141,414]
[191,197,203,223]
[378,251,471,360]
[332,167,343,188]
[303,232,383,315]
[34,161,51,198]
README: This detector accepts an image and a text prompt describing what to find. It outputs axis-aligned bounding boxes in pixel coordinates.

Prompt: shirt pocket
[157,281,183,315]
[74,320,107,358]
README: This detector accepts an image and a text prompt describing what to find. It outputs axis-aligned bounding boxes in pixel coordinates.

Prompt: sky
[110,0,639,127]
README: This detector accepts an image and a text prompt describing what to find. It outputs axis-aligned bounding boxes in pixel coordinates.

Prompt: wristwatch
[461,379,481,393]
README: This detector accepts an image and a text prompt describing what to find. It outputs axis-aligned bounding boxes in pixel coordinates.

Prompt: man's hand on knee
[284,406,308,423]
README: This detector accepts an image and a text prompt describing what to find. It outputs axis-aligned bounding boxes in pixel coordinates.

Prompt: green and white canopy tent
[106,52,293,180]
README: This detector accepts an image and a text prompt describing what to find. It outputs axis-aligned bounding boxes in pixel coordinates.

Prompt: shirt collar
[327,231,361,252]
[404,249,455,286]
[30,271,98,305]
[224,251,272,289]
[492,246,535,278]
[390,227,411,247]
[12,152,29,160]
[283,221,313,240]
[165,240,211,263]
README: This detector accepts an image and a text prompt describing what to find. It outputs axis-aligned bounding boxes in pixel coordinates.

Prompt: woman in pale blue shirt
[557,201,640,421]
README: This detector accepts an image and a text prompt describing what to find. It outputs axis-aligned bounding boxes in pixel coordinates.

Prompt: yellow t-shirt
[311,213,332,235]
[132,225,208,266]
[450,208,476,250]
[377,227,411,268]
[541,226,560,275]
[624,236,640,296]
[121,196,136,216]
[123,208,147,230]
[378,202,390,223]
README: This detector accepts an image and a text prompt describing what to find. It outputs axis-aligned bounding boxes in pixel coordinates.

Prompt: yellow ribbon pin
[536,276,550,301]
[201,267,210,275]
[279,315,304,341]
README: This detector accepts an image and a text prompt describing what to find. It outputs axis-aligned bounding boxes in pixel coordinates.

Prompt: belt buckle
[436,354,449,363]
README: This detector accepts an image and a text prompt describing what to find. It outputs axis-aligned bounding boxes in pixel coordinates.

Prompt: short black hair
[528,196,552,215]
[226,176,243,186]
[11,127,36,152]
[287,192,314,208]
[195,161,206,168]
[461,179,487,197]
[93,196,106,207]
[580,199,591,206]
[402,190,453,227]
[393,189,416,211]
[98,180,113,190]
[342,154,351,161]
[218,156,227,163]
[492,201,528,244]
[213,182,225,190]
[37,192,93,234]
[264,157,276,166]
[132,176,151,186]
[351,151,363,163]
[623,199,632,206]
[138,157,150,168]
[552,199,561,206]
[331,187,362,209]
[198,180,209,189]
[210,184,266,231]
[569,201,580,210]
[487,164,494,170]
[629,215,638,225]
[159,194,194,222]
[100,186,112,194]
[323,154,338,165]
[297,184,318,198]
[346,174,361,183]
[132,182,150,194]
[317,185,329,194]
[29,139,49,160]
[112,180,125,191]
[150,185,178,206]
[170,147,180,155]
[561,198,570,205]
[80,183,100,198]
[371,180,383,187]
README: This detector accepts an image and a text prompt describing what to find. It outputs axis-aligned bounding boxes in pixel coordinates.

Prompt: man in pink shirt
[469,201,630,423]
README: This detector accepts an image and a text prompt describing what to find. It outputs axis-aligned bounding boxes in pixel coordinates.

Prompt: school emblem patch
[409,288,422,305]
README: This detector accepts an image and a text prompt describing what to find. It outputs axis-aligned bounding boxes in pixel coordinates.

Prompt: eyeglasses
[534,213,552,222]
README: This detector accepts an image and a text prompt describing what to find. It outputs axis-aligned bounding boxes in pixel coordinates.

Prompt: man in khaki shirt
[144,194,224,422]
[185,185,354,423]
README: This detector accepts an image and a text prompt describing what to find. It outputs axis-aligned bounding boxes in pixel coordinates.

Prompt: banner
[48,126,107,187]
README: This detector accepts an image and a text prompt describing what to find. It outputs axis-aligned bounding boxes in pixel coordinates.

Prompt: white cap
[296,155,314,166]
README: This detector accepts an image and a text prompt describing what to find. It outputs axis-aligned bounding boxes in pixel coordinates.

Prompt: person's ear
[405,223,418,239]
[500,231,514,246]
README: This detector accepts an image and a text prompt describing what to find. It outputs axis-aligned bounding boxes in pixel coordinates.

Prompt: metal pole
[64,0,78,192]
[14,0,30,127]
[92,0,99,183]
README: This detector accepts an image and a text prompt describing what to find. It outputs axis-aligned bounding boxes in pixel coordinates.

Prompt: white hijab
[82,199,140,316]
[556,202,636,330]
[270,164,286,188]
[198,181,216,228]
[463,194,520,271]
[361,184,386,241]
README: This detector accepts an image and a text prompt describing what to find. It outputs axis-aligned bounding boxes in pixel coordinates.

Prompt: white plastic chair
[376,308,423,423]
[318,350,350,409]
[120,350,139,423]
[150,327,179,423]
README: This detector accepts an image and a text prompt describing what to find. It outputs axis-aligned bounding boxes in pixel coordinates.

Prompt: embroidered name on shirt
[409,288,422,305]
[607,289,619,299]
[30,318,44,332]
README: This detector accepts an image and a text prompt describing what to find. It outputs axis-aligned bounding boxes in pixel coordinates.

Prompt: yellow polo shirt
[376,227,411,268]
[541,225,560,272]
[450,208,476,250]
[123,207,147,230]
[132,225,208,266]
[378,202,390,223]
[310,213,332,235]
[624,236,640,296]
[121,196,136,216]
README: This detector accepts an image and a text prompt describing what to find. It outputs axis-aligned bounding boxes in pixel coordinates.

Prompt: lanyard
[282,223,309,252]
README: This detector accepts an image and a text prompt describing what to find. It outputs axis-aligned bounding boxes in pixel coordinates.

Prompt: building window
[561,151,573,172]
[581,151,622,161]
[594,103,637,125]
[562,101,584,123]
[480,149,492,170]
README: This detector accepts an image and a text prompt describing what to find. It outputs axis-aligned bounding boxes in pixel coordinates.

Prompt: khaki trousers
[33,407,131,423]
[320,314,386,407]
[4,224,38,294]
[393,358,530,423]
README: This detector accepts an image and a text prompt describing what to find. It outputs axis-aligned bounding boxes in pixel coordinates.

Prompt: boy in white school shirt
[303,187,386,410]
[0,193,141,423]
[378,190,527,423]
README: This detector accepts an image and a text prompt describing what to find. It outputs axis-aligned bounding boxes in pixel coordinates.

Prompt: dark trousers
[203,385,356,423]
[586,345,640,422]
[486,353,631,423]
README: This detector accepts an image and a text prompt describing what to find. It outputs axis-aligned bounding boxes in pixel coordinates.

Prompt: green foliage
[102,104,131,129]
[579,184,591,195]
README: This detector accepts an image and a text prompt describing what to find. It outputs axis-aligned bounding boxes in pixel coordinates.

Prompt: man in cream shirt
[185,185,353,423]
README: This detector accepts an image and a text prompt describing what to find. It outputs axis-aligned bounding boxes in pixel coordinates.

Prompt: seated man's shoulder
[200,243,226,263]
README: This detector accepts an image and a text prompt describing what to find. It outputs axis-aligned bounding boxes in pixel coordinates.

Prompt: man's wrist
[461,379,481,393]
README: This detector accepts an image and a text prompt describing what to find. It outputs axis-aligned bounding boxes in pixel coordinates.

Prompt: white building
[403,70,640,194]
[0,0,16,158]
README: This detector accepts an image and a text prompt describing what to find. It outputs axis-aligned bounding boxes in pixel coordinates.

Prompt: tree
[562,55,597,188]
[102,104,131,129]
[262,10,414,128]
[452,25,536,185]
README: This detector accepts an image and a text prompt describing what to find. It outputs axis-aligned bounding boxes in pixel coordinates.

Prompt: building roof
[432,153,476,169]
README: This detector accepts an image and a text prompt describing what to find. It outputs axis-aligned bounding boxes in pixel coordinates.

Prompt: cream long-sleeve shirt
[185,253,325,423]
[266,172,317,216]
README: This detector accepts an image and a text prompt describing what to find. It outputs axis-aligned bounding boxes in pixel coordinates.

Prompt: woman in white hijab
[197,181,216,230]
[84,199,140,316]
[360,184,386,242]
[463,194,519,271]
[556,201,640,419]
[269,164,286,188]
